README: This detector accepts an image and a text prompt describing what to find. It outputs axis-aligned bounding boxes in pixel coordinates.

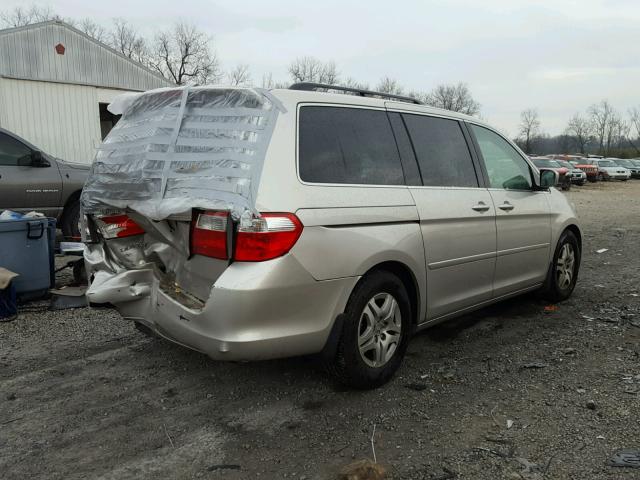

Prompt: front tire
[326,270,411,389]
[542,230,581,302]
[61,199,81,240]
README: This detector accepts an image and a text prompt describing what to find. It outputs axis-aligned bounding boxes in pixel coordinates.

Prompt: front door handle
[498,202,514,211]
[472,202,491,212]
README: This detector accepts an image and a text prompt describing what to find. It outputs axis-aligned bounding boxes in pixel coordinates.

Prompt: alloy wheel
[556,243,576,290]
[357,292,402,368]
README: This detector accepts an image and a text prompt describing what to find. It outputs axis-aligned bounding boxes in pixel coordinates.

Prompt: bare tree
[260,72,288,89]
[0,5,58,27]
[376,77,404,95]
[149,22,221,86]
[406,90,429,103]
[74,18,107,43]
[518,109,541,154]
[288,56,339,84]
[565,113,592,154]
[630,107,640,136]
[261,72,275,89]
[226,64,251,86]
[587,101,629,155]
[340,77,370,91]
[110,18,147,63]
[628,107,640,155]
[424,83,480,116]
[588,100,615,155]
[604,112,628,153]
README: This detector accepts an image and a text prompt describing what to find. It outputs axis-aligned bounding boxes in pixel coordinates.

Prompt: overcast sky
[4,0,639,136]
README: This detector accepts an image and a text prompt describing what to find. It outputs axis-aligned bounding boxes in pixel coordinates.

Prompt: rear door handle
[472,202,491,212]
[498,202,514,211]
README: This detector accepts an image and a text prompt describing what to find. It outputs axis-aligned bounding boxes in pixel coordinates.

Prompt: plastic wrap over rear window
[298,106,404,185]
[81,86,284,221]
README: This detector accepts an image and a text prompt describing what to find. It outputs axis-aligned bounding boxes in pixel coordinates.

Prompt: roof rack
[289,82,423,105]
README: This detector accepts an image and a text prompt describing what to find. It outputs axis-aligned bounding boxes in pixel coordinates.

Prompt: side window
[470,125,532,190]
[298,106,404,185]
[402,114,478,188]
[0,132,32,166]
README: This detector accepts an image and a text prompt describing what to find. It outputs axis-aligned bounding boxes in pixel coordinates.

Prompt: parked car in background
[549,155,598,182]
[530,157,571,190]
[594,158,631,181]
[554,159,587,185]
[82,84,582,389]
[0,128,89,239]
[611,158,640,179]
[573,159,599,182]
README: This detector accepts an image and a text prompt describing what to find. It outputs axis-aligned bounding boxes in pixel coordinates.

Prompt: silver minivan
[83,84,581,389]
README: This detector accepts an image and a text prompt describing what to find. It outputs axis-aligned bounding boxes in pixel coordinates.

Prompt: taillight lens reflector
[235,213,303,262]
[190,211,228,259]
[96,214,144,239]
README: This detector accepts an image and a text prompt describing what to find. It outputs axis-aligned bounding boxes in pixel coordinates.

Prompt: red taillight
[189,211,303,262]
[95,214,144,239]
[190,211,229,259]
[234,213,303,262]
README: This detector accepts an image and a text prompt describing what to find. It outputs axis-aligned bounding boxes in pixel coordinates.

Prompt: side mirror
[17,154,33,167]
[31,151,49,167]
[539,169,558,188]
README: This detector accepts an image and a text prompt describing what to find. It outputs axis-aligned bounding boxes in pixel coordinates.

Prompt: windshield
[533,158,561,168]
[598,160,616,167]
[556,160,574,169]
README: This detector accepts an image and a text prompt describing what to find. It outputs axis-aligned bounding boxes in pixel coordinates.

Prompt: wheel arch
[361,261,421,327]
[320,260,423,362]
[564,224,582,252]
[61,189,82,219]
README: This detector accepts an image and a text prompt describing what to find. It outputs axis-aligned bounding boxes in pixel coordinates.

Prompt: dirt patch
[1,181,639,479]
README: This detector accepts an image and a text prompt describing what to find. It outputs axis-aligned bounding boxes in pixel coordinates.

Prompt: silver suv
[83,84,581,389]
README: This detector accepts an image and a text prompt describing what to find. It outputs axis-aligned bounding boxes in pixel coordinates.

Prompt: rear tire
[325,270,411,389]
[61,199,81,240]
[542,230,581,302]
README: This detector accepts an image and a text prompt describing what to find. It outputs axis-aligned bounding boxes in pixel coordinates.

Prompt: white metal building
[0,20,172,164]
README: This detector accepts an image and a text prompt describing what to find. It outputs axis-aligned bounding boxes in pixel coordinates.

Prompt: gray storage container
[0,218,53,298]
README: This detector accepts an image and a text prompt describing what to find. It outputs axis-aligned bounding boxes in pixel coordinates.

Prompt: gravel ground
[1,181,639,480]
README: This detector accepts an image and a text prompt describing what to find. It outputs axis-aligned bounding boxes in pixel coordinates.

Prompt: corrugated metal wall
[0,78,101,163]
[0,21,171,91]
[0,21,174,164]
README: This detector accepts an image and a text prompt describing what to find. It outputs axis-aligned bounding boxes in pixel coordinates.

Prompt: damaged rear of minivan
[82,86,354,367]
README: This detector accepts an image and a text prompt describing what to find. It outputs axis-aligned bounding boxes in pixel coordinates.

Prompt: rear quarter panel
[255,100,427,323]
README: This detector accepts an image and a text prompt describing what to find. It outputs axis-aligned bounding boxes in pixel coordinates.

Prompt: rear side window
[298,106,404,185]
[0,132,31,166]
[402,114,479,188]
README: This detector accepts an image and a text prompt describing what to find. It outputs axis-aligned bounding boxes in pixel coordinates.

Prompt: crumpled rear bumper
[85,245,357,361]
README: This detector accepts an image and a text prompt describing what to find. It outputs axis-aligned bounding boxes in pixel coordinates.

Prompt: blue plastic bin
[0,217,54,298]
